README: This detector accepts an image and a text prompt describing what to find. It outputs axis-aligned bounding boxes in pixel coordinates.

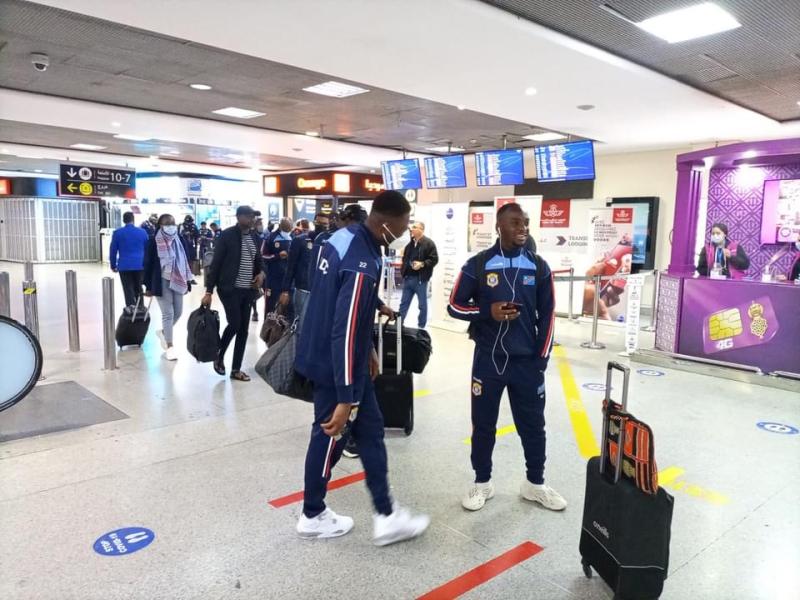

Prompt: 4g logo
[715,338,734,351]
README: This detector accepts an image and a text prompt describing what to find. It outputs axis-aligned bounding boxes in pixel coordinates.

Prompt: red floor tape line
[268,471,366,508]
[417,541,544,600]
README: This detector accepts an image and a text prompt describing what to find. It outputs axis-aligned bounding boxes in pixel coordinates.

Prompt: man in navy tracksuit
[448,202,566,513]
[279,212,331,324]
[294,191,429,546]
[261,218,293,315]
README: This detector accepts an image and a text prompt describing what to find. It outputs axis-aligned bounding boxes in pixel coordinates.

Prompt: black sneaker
[251,312,259,322]
[342,439,359,459]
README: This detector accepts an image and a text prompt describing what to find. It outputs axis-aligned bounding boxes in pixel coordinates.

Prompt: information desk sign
[59,164,136,198]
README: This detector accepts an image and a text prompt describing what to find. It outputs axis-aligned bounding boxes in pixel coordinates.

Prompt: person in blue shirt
[448,202,565,513]
[294,191,429,545]
[261,217,293,315]
[109,211,150,307]
[279,212,331,323]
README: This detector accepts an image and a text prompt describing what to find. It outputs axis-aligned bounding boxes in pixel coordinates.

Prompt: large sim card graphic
[703,296,779,354]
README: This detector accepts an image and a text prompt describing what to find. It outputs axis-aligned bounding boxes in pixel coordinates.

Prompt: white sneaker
[156,329,167,350]
[462,481,495,511]
[296,508,354,540]
[373,505,430,547]
[164,346,178,361]
[520,481,567,511]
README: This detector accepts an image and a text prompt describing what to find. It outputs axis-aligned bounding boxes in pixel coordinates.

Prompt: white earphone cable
[491,230,522,376]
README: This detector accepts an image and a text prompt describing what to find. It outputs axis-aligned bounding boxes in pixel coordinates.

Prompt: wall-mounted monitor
[610,197,660,270]
[534,140,595,182]
[423,155,467,189]
[475,148,525,186]
[761,178,800,244]
[381,159,422,190]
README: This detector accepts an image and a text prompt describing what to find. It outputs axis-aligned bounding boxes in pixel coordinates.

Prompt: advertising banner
[623,274,645,354]
[582,207,635,323]
[428,203,470,332]
[468,205,496,252]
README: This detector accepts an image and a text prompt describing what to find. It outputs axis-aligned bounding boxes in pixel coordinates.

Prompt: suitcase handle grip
[599,361,630,484]
[604,361,630,411]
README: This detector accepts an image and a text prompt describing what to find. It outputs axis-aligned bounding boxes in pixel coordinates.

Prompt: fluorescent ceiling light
[524,87,538,96]
[224,153,245,161]
[34,169,43,173]
[303,81,369,98]
[305,159,329,164]
[111,121,121,128]
[189,83,212,90]
[524,132,567,142]
[1,148,11,154]
[259,164,280,170]
[636,3,741,43]
[70,143,107,151]
[114,134,151,141]
[212,107,266,119]
[305,131,320,137]
[426,146,465,152]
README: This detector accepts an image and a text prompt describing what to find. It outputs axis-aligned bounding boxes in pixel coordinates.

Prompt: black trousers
[218,288,254,372]
[118,270,143,307]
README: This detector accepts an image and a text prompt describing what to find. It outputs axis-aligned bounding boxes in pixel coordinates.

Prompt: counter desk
[654,275,800,375]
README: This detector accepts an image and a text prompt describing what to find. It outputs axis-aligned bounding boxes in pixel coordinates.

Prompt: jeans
[219,288,254,372]
[155,278,184,345]
[119,270,143,307]
[399,275,428,328]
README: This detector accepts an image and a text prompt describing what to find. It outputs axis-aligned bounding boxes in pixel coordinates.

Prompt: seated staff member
[448,202,565,513]
[294,191,429,545]
[696,223,750,279]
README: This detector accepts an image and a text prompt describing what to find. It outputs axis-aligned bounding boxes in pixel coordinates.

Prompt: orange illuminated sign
[333,173,351,194]
[363,178,384,193]
[297,177,328,191]
[0,179,9,195]
[263,176,279,195]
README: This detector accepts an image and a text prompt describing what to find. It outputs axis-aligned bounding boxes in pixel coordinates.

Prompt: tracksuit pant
[303,375,393,518]
[470,348,547,485]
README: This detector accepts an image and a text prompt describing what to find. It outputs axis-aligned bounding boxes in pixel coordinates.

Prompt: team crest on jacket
[472,379,483,396]
[307,241,313,250]
[274,241,281,248]
[486,272,499,288]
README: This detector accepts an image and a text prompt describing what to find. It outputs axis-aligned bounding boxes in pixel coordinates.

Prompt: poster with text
[428,203,470,333]
[583,207,635,323]
[468,205,496,252]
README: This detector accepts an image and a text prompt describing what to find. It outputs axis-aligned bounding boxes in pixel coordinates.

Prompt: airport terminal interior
[0,1,798,599]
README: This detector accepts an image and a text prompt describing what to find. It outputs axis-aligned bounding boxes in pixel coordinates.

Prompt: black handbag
[186,305,221,362]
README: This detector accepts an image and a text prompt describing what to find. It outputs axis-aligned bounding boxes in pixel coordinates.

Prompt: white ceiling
[28,0,800,153]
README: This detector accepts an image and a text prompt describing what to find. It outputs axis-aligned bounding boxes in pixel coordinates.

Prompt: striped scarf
[155,229,191,295]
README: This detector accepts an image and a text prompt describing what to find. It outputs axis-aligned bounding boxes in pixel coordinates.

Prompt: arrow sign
[60,163,135,198]
[557,236,567,246]
[67,168,77,178]
[67,183,77,193]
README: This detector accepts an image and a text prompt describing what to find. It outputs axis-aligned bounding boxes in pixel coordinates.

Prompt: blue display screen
[381,159,422,190]
[423,155,467,189]
[475,149,525,186]
[534,140,595,182]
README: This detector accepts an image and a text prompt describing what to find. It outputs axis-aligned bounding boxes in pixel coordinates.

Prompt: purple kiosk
[655,139,800,379]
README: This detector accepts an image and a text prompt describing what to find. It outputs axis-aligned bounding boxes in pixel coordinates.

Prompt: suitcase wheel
[581,558,592,579]
[403,406,414,436]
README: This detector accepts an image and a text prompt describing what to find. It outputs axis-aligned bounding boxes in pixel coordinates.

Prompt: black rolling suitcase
[374,315,414,436]
[372,323,432,374]
[115,296,151,348]
[580,362,674,600]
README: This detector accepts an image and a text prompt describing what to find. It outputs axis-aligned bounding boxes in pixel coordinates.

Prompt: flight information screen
[534,140,595,182]
[423,155,467,189]
[381,159,422,190]
[475,149,525,186]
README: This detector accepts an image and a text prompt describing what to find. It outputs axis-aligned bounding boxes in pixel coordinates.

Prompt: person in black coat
[202,206,265,381]
[398,221,439,328]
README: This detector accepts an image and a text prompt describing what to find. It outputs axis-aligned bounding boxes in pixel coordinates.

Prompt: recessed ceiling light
[189,83,212,91]
[742,150,757,158]
[114,134,151,141]
[305,159,328,164]
[1,148,11,154]
[305,130,320,137]
[111,121,121,128]
[212,107,266,119]
[70,143,107,151]
[457,105,466,110]
[224,153,245,161]
[796,101,800,107]
[524,87,538,96]
[34,169,43,173]
[636,3,741,43]
[524,132,567,142]
[426,146,465,153]
[302,81,370,98]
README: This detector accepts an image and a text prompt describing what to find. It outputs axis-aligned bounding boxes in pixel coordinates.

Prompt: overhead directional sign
[59,163,136,198]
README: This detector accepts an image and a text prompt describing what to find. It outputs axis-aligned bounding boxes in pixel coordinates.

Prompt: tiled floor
[1,262,798,600]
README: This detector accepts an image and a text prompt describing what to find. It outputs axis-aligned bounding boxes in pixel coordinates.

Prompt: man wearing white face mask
[262,217,293,315]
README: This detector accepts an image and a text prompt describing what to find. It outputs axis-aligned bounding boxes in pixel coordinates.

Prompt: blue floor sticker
[637,369,665,377]
[582,383,608,392]
[93,527,155,556]
[756,422,799,435]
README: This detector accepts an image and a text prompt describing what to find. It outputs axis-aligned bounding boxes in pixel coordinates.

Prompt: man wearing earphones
[448,202,565,513]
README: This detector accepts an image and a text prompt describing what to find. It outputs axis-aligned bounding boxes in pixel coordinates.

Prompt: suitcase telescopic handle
[599,361,631,484]
[378,316,384,375]
[395,314,402,376]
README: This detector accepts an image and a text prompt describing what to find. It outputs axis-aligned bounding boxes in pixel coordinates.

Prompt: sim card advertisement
[678,278,800,373]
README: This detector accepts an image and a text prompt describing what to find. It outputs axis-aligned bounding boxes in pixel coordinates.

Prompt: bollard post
[66,270,80,352]
[24,261,34,281]
[641,270,661,332]
[0,271,10,318]
[102,277,117,370]
[567,267,578,321]
[22,279,40,340]
[580,274,606,350]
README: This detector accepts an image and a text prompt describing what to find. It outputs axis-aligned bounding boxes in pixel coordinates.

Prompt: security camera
[30,53,50,72]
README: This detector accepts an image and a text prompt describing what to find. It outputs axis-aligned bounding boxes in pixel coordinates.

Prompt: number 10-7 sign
[59,163,136,199]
